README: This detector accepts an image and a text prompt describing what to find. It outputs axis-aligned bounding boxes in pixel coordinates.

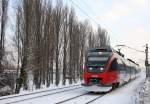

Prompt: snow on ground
[0,85,84,104]
[0,81,81,102]
[55,71,146,104]
[14,87,87,104]
[0,71,147,104]
[19,79,82,94]
[91,71,146,104]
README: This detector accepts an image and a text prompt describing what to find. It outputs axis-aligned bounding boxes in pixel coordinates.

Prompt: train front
[82,48,114,92]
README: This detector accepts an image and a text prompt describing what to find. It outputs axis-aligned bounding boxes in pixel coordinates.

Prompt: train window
[86,52,112,67]
[123,60,127,71]
[87,52,112,57]
[117,59,122,71]
[109,59,118,71]
[87,56,109,67]
[88,57,108,61]
[117,59,127,71]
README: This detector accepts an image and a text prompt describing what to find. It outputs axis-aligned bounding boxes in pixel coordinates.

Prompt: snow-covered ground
[141,77,150,104]
[90,72,146,104]
[0,70,148,104]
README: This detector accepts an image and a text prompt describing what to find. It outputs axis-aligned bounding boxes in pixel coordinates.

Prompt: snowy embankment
[141,77,150,104]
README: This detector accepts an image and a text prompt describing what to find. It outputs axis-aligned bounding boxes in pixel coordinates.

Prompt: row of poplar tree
[1,0,110,94]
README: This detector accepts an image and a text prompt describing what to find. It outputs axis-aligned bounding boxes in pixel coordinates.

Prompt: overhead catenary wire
[115,45,145,53]
[125,45,145,53]
[68,0,122,45]
[79,0,96,15]
[69,0,100,26]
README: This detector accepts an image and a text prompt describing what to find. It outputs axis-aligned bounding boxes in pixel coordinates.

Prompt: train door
[122,59,129,83]
[130,64,134,80]
[133,66,136,79]
[125,61,130,82]
[128,61,132,81]
[109,58,118,83]
[117,59,125,84]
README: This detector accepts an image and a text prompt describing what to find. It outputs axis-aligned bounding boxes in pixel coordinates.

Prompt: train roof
[88,46,114,53]
[87,47,139,66]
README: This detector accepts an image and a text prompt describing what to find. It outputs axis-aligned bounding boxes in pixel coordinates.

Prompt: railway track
[85,94,106,104]
[1,84,108,104]
[55,92,106,104]
[0,85,82,104]
[0,84,80,101]
[55,92,89,104]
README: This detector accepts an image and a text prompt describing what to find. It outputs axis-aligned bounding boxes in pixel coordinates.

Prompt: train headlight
[99,67,104,71]
[89,67,93,70]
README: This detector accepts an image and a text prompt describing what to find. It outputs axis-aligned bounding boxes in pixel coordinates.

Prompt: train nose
[89,77,102,85]
[87,66,106,73]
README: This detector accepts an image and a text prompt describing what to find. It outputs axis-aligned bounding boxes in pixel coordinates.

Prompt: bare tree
[53,0,64,86]
[0,0,9,73]
[78,21,88,79]
[68,8,75,84]
[62,6,69,85]
[15,0,34,93]
[13,4,22,93]
[87,26,95,49]
[96,27,110,47]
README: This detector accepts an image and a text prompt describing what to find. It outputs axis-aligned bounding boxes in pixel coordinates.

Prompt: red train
[82,47,140,92]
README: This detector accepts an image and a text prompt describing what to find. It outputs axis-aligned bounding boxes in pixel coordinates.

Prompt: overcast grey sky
[63,0,150,66]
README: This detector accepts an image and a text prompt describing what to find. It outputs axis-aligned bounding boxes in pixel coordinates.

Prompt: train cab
[82,47,140,92]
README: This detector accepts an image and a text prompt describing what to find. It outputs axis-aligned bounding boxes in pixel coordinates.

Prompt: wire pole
[145,44,149,77]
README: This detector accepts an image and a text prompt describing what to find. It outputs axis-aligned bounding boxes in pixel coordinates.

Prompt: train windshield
[86,52,112,67]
